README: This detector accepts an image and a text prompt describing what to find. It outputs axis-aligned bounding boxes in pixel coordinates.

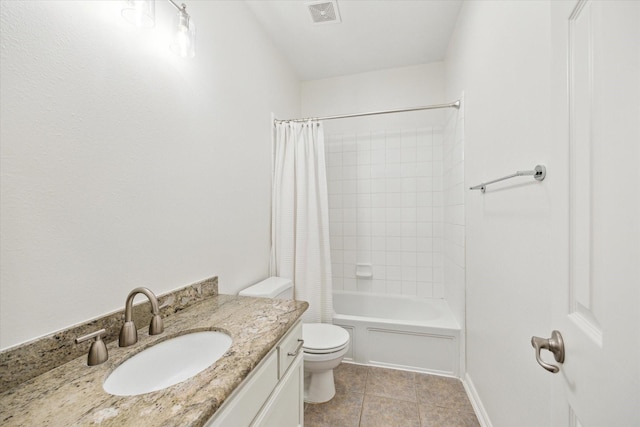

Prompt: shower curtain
[270,120,333,323]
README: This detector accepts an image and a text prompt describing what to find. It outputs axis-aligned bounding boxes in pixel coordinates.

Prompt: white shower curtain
[270,120,333,323]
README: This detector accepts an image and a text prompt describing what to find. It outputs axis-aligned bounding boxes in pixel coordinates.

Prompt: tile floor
[304,363,480,427]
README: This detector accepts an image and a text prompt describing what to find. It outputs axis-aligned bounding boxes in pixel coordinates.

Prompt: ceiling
[245,0,463,81]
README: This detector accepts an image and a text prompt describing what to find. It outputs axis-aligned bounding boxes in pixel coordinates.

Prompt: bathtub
[332,291,461,377]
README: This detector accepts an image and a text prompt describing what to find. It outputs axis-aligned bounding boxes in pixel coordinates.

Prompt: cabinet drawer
[278,321,303,379]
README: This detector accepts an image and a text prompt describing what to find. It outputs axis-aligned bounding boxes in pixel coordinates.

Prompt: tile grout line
[415,373,425,427]
[357,365,371,427]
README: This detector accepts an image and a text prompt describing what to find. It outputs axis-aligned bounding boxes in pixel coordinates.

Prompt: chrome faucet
[119,287,164,347]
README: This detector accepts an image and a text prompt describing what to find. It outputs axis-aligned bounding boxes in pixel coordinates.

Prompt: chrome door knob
[531,330,565,373]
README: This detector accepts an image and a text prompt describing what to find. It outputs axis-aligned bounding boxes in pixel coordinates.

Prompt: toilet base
[304,370,336,403]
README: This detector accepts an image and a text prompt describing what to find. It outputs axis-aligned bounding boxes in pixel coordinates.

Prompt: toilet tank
[239,277,293,299]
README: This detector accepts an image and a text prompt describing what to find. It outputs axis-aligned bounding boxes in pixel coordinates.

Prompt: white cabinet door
[548,1,640,425]
[252,353,303,427]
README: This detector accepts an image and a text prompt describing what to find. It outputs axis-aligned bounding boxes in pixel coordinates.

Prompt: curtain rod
[273,100,460,124]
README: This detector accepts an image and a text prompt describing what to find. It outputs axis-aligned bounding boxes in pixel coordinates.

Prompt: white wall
[301,64,449,297]
[0,1,300,350]
[301,63,446,133]
[445,2,553,426]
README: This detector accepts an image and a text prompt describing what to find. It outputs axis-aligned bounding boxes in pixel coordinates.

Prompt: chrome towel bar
[470,165,546,193]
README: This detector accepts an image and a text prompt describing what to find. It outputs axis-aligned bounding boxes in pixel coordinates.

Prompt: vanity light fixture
[121,0,196,58]
[169,1,196,58]
[121,0,155,28]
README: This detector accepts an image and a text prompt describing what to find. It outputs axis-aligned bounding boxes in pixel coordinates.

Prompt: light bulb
[170,8,195,58]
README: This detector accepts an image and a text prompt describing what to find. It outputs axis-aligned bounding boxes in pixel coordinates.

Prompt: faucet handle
[119,320,137,347]
[149,314,164,335]
[76,329,108,366]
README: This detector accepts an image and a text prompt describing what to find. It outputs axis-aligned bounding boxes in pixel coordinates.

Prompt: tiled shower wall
[326,128,444,298]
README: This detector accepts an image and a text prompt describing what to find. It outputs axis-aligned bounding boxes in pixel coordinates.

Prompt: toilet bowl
[239,277,350,403]
[302,323,350,403]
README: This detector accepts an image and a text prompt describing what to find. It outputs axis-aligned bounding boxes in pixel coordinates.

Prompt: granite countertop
[0,294,308,426]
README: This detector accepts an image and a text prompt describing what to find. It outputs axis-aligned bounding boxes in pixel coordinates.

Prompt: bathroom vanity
[0,286,307,427]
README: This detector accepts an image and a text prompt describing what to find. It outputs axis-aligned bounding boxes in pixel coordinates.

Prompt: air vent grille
[307,1,341,24]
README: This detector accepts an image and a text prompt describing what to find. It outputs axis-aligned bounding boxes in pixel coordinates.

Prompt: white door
[546,1,640,426]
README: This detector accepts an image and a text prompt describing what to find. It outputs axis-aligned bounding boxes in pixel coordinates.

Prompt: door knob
[531,330,565,373]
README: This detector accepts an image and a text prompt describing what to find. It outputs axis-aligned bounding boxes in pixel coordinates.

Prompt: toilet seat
[302,323,349,354]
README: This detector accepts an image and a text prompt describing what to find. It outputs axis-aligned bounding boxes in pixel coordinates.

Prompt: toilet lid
[302,323,349,352]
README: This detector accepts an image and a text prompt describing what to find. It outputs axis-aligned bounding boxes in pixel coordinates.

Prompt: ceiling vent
[307,1,341,25]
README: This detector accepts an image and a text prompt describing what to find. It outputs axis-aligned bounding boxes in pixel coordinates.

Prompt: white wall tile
[401,281,417,296]
[357,180,371,194]
[417,252,434,267]
[386,193,403,207]
[343,249,356,263]
[357,132,371,151]
[344,208,357,222]
[417,267,433,282]
[343,236,357,251]
[371,151,386,165]
[343,180,357,194]
[387,236,402,252]
[343,264,355,279]
[416,281,433,297]
[372,251,386,265]
[357,151,371,166]
[401,207,417,222]
[343,165,357,180]
[432,283,445,298]
[387,266,402,280]
[372,222,386,236]
[343,151,357,166]
[402,252,417,266]
[386,281,402,295]
[357,279,373,293]
[371,178,386,193]
[386,148,402,163]
[372,236,386,251]
[371,132,385,150]
[386,178,403,193]
[387,252,402,266]
[372,279,386,294]
[357,164,371,179]
[417,222,433,237]
[401,222,417,236]
[372,265,386,279]
[327,126,446,297]
[344,278,357,291]
[387,222,402,236]
[401,237,417,251]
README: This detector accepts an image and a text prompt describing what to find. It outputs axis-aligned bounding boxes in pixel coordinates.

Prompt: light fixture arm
[121,0,195,58]
[167,0,187,13]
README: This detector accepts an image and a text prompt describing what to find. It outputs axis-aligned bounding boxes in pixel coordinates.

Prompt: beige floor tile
[418,401,481,427]
[415,373,474,413]
[304,389,364,427]
[335,362,369,394]
[305,367,480,427]
[365,366,417,402]
[360,394,421,427]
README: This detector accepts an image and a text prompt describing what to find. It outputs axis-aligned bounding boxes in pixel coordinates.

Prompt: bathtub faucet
[118,287,164,347]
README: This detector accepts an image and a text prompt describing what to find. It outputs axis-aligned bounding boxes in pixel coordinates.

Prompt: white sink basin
[103,330,232,396]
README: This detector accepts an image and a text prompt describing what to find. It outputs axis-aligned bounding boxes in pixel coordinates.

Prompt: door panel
[550,1,640,426]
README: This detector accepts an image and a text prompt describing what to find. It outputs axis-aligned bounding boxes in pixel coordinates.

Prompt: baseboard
[462,372,493,427]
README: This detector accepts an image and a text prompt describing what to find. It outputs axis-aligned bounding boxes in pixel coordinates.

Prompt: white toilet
[239,277,350,403]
